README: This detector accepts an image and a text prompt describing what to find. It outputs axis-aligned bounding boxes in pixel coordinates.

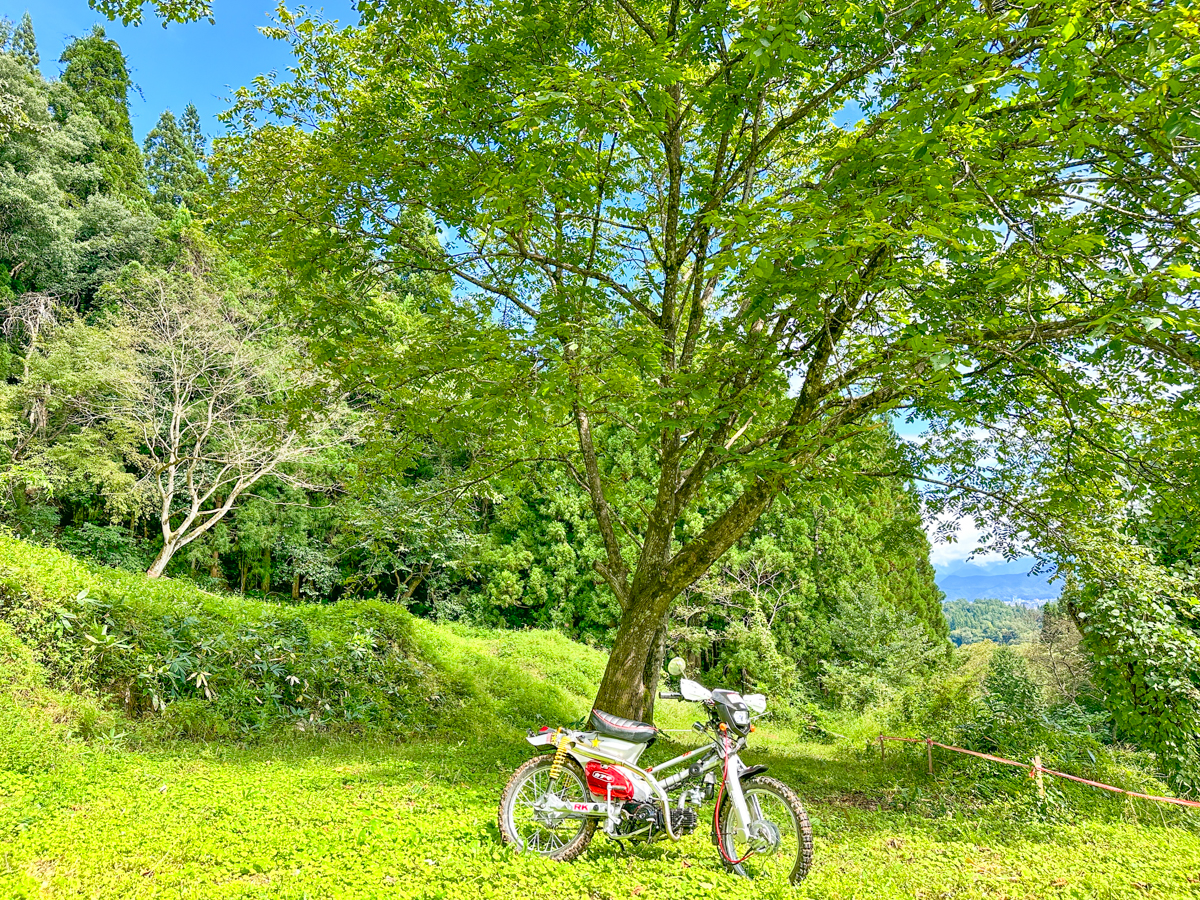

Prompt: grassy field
[1,536,1199,899]
[3,726,1199,899]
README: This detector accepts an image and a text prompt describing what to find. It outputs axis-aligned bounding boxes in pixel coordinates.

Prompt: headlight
[733,710,750,727]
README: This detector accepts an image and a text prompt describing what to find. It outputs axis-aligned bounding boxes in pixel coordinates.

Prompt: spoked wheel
[713,775,813,885]
[498,754,597,861]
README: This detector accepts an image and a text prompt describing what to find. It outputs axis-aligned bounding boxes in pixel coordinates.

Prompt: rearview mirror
[667,657,687,678]
[744,693,767,714]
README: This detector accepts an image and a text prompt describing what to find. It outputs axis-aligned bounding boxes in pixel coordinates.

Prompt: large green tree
[101,263,350,578]
[56,26,148,203]
[0,42,157,305]
[212,0,1199,724]
[0,54,82,297]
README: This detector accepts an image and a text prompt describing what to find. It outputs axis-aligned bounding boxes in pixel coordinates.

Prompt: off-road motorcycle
[498,659,812,885]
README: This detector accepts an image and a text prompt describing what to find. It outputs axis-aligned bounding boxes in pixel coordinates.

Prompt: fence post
[1033,755,1045,800]
[926,737,934,776]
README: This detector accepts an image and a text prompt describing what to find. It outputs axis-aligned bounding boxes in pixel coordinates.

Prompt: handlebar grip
[659,691,683,700]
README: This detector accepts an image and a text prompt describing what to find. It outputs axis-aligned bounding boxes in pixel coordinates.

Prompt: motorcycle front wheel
[713,775,813,884]
[498,754,597,861]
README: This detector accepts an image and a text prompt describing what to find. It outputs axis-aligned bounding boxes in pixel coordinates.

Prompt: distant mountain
[934,558,1060,605]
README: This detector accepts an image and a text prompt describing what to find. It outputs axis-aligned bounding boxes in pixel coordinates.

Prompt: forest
[1,2,1199,897]
[942,597,1042,646]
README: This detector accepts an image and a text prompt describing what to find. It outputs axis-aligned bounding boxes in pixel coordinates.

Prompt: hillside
[2,6,1200,898]
[1,537,1198,899]
[0,533,608,741]
[942,597,1043,646]
[935,560,1060,604]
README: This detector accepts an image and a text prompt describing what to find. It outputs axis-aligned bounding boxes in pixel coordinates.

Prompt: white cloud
[926,513,1006,569]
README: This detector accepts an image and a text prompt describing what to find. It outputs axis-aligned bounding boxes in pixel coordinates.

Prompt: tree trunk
[147,542,176,578]
[641,615,669,723]
[593,591,672,722]
[11,479,28,518]
[292,570,301,602]
[589,465,782,724]
[210,549,221,580]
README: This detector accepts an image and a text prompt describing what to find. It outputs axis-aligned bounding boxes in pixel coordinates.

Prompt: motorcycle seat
[589,708,658,744]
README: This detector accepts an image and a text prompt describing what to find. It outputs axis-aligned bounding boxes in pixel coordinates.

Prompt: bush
[0,619,109,770]
[155,698,234,740]
[895,647,987,736]
[980,647,1045,731]
[882,640,1180,819]
[818,591,948,712]
[56,522,152,572]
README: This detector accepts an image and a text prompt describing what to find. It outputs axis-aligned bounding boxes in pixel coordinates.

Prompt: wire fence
[876,734,1200,810]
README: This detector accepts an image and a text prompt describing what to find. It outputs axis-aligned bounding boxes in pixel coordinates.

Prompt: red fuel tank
[585,761,635,800]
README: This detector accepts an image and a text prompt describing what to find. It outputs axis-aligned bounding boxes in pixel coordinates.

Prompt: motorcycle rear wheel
[498,754,598,861]
[713,775,813,884]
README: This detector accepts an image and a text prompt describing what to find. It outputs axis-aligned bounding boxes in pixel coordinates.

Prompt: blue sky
[14,1,355,141]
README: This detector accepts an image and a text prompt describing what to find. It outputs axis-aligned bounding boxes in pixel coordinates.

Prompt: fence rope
[876,734,1200,810]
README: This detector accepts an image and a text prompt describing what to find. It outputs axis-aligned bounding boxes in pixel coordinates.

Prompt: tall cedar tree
[58,26,148,203]
[11,13,37,73]
[180,102,204,158]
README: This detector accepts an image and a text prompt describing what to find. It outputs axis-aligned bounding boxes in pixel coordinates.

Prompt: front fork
[720,749,755,841]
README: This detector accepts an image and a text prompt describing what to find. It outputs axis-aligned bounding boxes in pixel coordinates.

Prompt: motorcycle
[497,658,812,885]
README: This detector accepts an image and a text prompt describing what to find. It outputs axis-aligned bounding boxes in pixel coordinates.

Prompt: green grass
[1,534,1198,898]
[2,728,1198,899]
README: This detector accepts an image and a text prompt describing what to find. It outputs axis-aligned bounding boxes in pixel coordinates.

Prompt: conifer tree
[144,108,205,213]
[58,26,147,203]
[180,102,204,158]
[12,12,37,73]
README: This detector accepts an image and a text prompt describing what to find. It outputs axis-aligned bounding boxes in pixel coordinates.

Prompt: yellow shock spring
[548,728,567,780]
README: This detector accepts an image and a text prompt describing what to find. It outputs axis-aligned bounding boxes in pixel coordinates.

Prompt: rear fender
[525,728,560,749]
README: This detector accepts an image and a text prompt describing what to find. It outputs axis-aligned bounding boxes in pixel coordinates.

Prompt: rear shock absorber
[548,728,568,781]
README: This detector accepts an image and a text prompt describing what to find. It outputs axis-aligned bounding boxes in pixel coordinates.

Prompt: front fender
[739,764,768,780]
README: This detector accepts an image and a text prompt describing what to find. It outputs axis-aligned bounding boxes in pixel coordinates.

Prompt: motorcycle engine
[669,806,699,835]
[618,802,699,838]
[623,801,659,830]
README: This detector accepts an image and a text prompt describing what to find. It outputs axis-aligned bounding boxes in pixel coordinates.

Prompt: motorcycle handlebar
[658,691,683,700]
